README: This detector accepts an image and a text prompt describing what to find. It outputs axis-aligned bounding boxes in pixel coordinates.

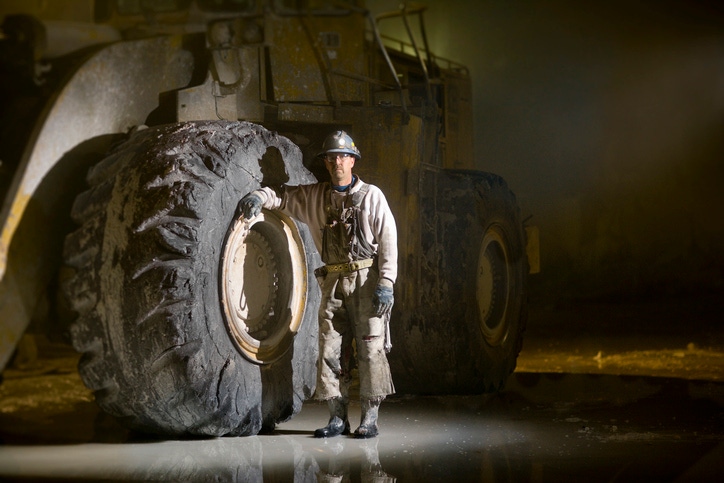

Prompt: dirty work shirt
[253,178,397,399]
[254,179,397,284]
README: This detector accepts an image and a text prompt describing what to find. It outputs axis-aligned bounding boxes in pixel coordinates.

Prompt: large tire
[391,170,528,394]
[464,172,528,392]
[63,121,320,437]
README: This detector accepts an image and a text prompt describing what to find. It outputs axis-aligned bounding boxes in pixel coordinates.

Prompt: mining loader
[0,0,533,437]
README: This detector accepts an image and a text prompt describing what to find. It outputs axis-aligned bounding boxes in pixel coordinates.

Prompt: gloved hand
[372,281,394,317]
[237,192,263,219]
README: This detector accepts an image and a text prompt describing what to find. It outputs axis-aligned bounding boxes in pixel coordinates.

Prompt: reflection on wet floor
[0,431,394,482]
[1,298,723,481]
[1,375,723,482]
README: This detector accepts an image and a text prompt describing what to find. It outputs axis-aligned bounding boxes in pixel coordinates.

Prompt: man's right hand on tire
[237,192,263,219]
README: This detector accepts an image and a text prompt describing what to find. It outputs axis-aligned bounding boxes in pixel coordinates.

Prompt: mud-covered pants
[315,267,395,400]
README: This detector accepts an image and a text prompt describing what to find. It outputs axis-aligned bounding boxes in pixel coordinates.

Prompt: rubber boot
[354,398,380,438]
[314,397,350,438]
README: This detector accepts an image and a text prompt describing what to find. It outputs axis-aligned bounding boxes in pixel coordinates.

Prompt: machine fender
[0,35,195,371]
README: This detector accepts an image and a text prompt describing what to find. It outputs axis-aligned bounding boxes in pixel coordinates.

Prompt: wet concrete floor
[1,296,722,481]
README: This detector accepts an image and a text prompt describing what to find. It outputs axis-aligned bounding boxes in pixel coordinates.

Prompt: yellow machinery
[0,1,531,436]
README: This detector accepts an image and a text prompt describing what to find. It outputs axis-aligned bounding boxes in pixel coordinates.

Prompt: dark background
[370,0,724,305]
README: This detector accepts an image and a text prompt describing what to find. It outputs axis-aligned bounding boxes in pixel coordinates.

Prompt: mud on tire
[63,121,320,437]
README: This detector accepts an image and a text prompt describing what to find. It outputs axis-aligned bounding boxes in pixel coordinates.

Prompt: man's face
[324,153,356,186]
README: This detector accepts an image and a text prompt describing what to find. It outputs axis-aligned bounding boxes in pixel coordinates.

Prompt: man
[238,130,397,438]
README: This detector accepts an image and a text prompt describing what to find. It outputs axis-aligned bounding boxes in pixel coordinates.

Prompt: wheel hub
[220,210,307,364]
[231,230,278,337]
[477,225,511,346]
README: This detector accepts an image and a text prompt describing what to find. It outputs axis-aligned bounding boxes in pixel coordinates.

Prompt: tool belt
[314,258,375,278]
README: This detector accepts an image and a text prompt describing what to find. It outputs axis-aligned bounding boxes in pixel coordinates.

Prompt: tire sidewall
[71,120,319,436]
[437,170,528,393]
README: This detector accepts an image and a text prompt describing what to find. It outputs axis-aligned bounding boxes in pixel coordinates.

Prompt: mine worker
[237,130,397,438]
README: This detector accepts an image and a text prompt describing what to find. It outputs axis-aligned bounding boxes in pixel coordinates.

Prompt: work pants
[315,267,395,400]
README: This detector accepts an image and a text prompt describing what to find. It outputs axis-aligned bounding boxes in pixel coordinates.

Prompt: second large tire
[390,169,528,394]
[63,121,320,437]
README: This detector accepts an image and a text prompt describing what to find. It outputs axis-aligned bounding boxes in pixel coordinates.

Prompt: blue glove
[373,283,394,317]
[238,192,263,219]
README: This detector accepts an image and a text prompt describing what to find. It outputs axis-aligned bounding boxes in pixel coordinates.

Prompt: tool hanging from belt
[314,258,374,278]
[383,311,392,353]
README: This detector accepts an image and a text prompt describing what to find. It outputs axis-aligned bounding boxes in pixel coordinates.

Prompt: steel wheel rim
[220,210,307,364]
[477,225,511,347]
